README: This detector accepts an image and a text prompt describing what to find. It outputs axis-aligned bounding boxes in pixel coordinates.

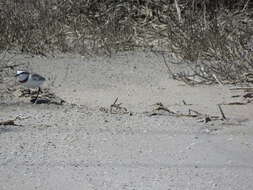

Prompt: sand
[1,52,253,190]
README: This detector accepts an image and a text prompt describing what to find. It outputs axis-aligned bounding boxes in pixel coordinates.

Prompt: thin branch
[218,104,226,120]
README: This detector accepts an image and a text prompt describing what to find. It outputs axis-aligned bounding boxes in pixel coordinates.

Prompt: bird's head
[15,71,30,83]
[15,70,26,77]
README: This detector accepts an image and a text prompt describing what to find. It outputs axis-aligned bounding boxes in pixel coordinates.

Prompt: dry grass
[0,0,252,84]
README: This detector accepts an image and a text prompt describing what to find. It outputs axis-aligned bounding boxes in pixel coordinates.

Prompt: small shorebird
[15,71,46,103]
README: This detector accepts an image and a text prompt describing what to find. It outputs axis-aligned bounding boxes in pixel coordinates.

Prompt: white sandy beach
[1,52,253,190]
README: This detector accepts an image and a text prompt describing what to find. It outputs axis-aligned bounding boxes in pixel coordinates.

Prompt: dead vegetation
[224,86,253,105]
[0,0,252,84]
[146,102,224,123]
[100,97,130,115]
[17,88,66,105]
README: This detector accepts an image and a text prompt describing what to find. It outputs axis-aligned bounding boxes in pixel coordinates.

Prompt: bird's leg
[34,87,41,104]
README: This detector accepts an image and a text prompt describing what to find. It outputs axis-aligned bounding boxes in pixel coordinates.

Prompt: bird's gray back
[31,73,46,81]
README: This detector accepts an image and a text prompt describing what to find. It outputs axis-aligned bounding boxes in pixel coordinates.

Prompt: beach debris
[0,115,30,126]
[99,97,129,115]
[182,100,193,106]
[222,86,253,105]
[18,88,65,105]
[146,102,225,123]
[218,104,226,120]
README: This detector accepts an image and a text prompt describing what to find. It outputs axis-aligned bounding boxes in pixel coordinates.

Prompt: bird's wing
[31,74,46,81]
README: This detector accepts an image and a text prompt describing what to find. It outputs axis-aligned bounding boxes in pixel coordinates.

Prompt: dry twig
[0,115,29,126]
[218,104,227,120]
[148,102,222,123]
[109,97,129,114]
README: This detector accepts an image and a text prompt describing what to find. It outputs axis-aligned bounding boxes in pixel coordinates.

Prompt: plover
[15,71,46,103]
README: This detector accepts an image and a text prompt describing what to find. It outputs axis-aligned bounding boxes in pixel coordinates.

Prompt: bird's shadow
[30,97,65,105]
[30,98,49,104]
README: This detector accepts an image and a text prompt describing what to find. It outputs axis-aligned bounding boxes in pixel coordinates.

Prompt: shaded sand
[1,52,253,190]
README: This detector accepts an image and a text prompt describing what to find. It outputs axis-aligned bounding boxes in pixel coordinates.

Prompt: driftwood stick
[112,97,119,106]
[218,104,226,120]
[156,106,176,114]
